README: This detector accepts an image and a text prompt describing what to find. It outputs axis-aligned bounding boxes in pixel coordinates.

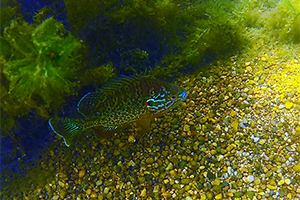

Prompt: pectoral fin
[92,126,117,139]
[136,117,152,138]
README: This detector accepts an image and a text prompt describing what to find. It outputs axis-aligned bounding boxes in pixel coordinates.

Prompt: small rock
[184,125,190,132]
[247,175,254,183]
[254,178,260,185]
[146,157,154,164]
[170,170,176,176]
[140,188,146,197]
[91,192,98,198]
[285,102,293,109]
[86,189,92,195]
[58,181,65,187]
[215,193,222,199]
[267,185,276,190]
[212,178,220,186]
[293,163,300,172]
[229,110,237,117]
[79,169,86,178]
[278,179,284,185]
[166,163,173,171]
[59,190,67,199]
[96,180,103,186]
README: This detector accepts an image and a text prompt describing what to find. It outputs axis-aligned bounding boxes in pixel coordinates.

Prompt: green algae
[63,0,246,77]
[0,14,85,134]
[78,62,117,88]
[240,0,300,44]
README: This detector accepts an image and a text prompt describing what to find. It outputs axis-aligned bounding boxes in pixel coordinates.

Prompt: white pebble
[247,175,255,182]
[253,137,260,143]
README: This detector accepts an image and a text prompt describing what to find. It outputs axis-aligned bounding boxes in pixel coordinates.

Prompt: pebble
[91,192,98,198]
[170,170,176,176]
[293,163,300,172]
[140,188,146,197]
[86,189,92,195]
[183,124,190,132]
[166,163,173,171]
[212,178,220,186]
[96,180,103,186]
[254,178,260,185]
[285,101,293,109]
[215,193,222,199]
[146,157,154,164]
[278,179,284,185]
[79,169,86,178]
[247,175,254,183]
[267,185,276,190]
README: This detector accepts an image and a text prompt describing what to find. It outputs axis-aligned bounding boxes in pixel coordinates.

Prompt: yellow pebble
[128,135,135,143]
[140,188,146,197]
[200,193,206,200]
[212,178,221,186]
[293,163,300,172]
[259,139,265,145]
[246,66,252,71]
[226,192,233,197]
[231,120,239,132]
[285,179,291,185]
[240,167,248,173]
[278,179,284,185]
[211,149,217,155]
[230,110,237,117]
[285,102,294,109]
[267,185,276,190]
[86,189,92,195]
[170,170,176,176]
[261,57,267,61]
[215,193,222,199]
[184,124,190,132]
[79,169,86,178]
[91,192,98,198]
[227,144,236,152]
[248,80,255,85]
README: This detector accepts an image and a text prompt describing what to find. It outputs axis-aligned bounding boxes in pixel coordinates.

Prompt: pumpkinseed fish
[49,76,187,147]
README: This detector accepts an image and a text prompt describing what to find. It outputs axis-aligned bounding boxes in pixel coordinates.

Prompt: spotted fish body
[49,77,187,146]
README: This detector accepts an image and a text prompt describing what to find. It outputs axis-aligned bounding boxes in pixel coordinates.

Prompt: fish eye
[146,99,155,107]
[170,94,177,100]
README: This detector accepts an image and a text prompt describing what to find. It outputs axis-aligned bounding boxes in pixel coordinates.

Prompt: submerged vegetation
[2,17,83,109]
[1,0,300,198]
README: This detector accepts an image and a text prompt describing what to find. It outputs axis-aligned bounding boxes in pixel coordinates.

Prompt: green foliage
[180,0,246,66]
[0,1,19,35]
[63,0,246,76]
[1,17,85,118]
[79,62,117,88]
[240,0,300,44]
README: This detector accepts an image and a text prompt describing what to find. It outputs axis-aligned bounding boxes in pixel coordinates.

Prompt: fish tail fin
[49,118,84,147]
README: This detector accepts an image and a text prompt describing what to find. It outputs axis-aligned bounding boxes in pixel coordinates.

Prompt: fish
[49,76,187,147]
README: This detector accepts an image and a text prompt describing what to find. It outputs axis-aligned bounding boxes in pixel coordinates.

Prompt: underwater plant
[1,16,85,116]
[79,62,117,88]
[0,2,20,34]
[240,0,300,44]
